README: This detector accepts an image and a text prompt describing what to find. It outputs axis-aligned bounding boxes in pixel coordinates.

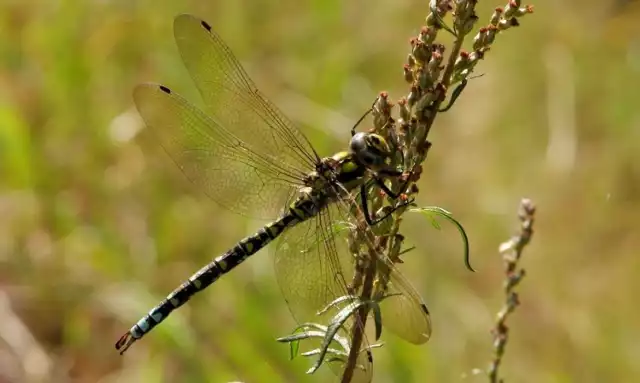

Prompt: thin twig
[340,1,535,380]
[488,198,536,383]
[341,247,377,383]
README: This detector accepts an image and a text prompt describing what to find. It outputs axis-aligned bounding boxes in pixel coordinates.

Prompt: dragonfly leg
[373,166,416,201]
[350,97,379,136]
[359,182,414,226]
[350,108,373,137]
[373,177,403,200]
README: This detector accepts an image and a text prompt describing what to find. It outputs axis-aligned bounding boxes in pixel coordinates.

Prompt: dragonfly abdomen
[115,203,316,354]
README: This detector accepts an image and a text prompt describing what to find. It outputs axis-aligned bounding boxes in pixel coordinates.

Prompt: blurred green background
[1,0,639,382]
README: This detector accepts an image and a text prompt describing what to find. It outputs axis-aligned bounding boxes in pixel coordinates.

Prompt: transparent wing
[273,203,373,381]
[274,204,354,323]
[352,192,432,344]
[173,14,319,176]
[377,264,432,344]
[273,191,431,380]
[272,191,431,346]
[134,84,301,218]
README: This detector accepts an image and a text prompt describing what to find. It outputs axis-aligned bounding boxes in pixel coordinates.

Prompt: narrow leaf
[307,301,365,375]
[410,206,474,271]
[317,294,359,315]
[371,300,383,341]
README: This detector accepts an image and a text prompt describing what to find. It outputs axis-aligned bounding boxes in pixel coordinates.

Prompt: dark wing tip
[174,13,212,33]
[201,20,212,31]
[132,83,172,110]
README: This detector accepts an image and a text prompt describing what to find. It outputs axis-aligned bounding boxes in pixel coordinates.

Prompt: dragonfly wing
[328,350,373,383]
[134,83,299,219]
[273,204,354,325]
[378,265,432,344]
[173,14,319,175]
[350,183,432,344]
[273,203,373,381]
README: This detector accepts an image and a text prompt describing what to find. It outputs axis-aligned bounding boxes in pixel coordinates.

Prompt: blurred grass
[1,0,639,382]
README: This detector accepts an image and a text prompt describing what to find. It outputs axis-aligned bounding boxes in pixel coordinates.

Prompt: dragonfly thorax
[349,132,392,171]
[299,151,368,198]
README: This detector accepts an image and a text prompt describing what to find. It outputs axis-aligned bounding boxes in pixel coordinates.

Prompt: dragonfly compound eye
[349,132,368,154]
[350,132,389,168]
[367,134,390,154]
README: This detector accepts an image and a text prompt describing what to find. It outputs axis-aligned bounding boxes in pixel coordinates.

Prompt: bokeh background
[1,0,639,382]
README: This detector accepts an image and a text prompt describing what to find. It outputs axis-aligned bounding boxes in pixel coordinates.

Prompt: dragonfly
[116,14,431,375]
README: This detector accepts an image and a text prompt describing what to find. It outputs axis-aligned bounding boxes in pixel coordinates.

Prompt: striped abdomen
[115,195,325,353]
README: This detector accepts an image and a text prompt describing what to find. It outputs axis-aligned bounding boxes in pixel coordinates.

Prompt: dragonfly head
[349,132,391,170]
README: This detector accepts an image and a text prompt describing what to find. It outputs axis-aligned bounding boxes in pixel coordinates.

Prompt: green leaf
[410,206,474,271]
[326,355,348,365]
[307,300,366,375]
[439,79,468,112]
[317,294,359,315]
[277,325,326,360]
[371,300,383,341]
[290,340,299,360]
[276,329,327,343]
[301,347,346,358]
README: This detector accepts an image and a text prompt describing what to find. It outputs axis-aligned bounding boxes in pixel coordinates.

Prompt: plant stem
[341,245,377,383]
[488,198,536,383]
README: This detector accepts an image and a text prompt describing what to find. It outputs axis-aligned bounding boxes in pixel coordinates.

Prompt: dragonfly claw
[115,332,136,355]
